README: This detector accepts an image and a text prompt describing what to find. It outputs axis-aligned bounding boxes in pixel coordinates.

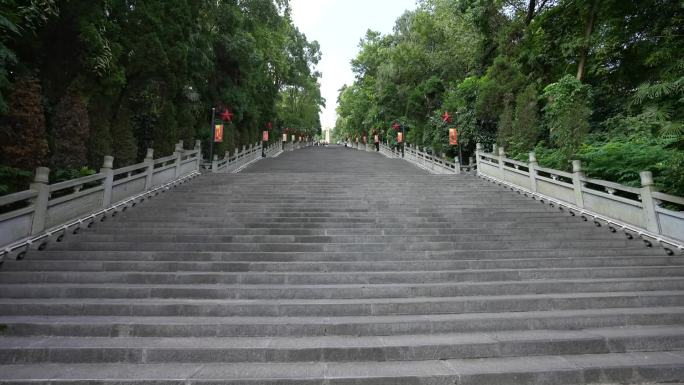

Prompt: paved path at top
[245,145,427,175]
[0,145,682,384]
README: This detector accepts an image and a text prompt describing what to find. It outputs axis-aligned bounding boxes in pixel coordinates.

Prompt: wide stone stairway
[1,146,684,384]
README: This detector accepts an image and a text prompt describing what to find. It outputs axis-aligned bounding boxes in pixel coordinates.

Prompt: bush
[542,75,592,159]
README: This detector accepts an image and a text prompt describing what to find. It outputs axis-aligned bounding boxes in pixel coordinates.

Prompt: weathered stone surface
[0,146,680,383]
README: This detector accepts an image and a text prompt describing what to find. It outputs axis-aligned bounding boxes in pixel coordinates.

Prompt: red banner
[363,135,367,143]
[397,132,403,143]
[449,128,458,145]
[262,131,269,141]
[374,135,379,143]
[214,124,224,143]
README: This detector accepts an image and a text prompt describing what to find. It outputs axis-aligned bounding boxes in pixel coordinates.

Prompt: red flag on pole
[262,131,269,141]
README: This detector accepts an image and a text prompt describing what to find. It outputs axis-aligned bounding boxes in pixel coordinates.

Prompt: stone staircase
[0,146,683,384]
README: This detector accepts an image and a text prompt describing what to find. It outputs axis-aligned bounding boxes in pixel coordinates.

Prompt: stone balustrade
[0,140,202,256]
[476,144,684,249]
[210,139,311,173]
[376,142,462,174]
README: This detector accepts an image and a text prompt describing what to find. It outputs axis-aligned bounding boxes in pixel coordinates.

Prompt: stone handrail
[476,143,684,252]
[377,142,463,174]
[378,142,399,158]
[404,146,460,174]
[264,140,284,157]
[0,140,202,256]
[286,138,314,152]
[212,139,285,173]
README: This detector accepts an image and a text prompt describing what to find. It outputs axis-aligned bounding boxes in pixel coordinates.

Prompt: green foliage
[0,75,49,170]
[542,75,592,158]
[53,167,96,184]
[334,0,683,197]
[0,0,322,185]
[509,84,541,155]
[51,88,90,169]
[0,165,32,195]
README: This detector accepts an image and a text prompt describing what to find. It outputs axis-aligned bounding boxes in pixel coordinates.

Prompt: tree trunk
[525,0,537,25]
[576,0,598,82]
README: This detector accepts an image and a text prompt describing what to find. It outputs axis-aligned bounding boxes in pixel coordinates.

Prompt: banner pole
[209,107,215,163]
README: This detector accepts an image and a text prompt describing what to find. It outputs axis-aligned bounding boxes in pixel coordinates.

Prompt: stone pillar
[498,147,505,177]
[454,156,461,174]
[29,167,50,235]
[144,148,154,190]
[211,154,218,173]
[639,171,660,233]
[571,160,585,208]
[173,141,183,178]
[194,140,202,171]
[101,156,114,208]
[528,152,538,192]
[475,143,482,173]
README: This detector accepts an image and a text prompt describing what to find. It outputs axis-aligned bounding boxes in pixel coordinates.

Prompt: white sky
[290,0,417,129]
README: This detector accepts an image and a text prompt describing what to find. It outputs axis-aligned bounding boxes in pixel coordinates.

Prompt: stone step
[1,266,682,285]
[89,219,589,229]
[1,277,682,299]
[0,351,683,384]
[25,248,664,262]
[70,232,624,243]
[1,326,682,364]
[1,307,683,337]
[46,239,637,252]
[126,206,559,214]
[112,212,581,222]
[4,255,679,273]
[0,291,681,317]
[80,225,610,236]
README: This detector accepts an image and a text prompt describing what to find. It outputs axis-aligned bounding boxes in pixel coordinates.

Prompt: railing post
[194,140,201,171]
[173,141,183,178]
[144,148,154,190]
[454,156,461,174]
[475,143,482,173]
[101,156,114,208]
[528,152,538,192]
[211,155,218,173]
[639,171,660,233]
[498,147,505,177]
[571,160,585,208]
[29,167,50,235]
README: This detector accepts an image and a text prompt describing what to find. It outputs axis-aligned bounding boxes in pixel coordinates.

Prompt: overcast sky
[290,0,417,129]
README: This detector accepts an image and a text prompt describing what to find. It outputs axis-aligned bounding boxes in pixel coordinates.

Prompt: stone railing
[378,142,399,158]
[0,140,201,258]
[404,146,460,174]
[346,141,373,152]
[377,142,469,174]
[476,144,684,252]
[290,139,313,151]
[211,139,287,173]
